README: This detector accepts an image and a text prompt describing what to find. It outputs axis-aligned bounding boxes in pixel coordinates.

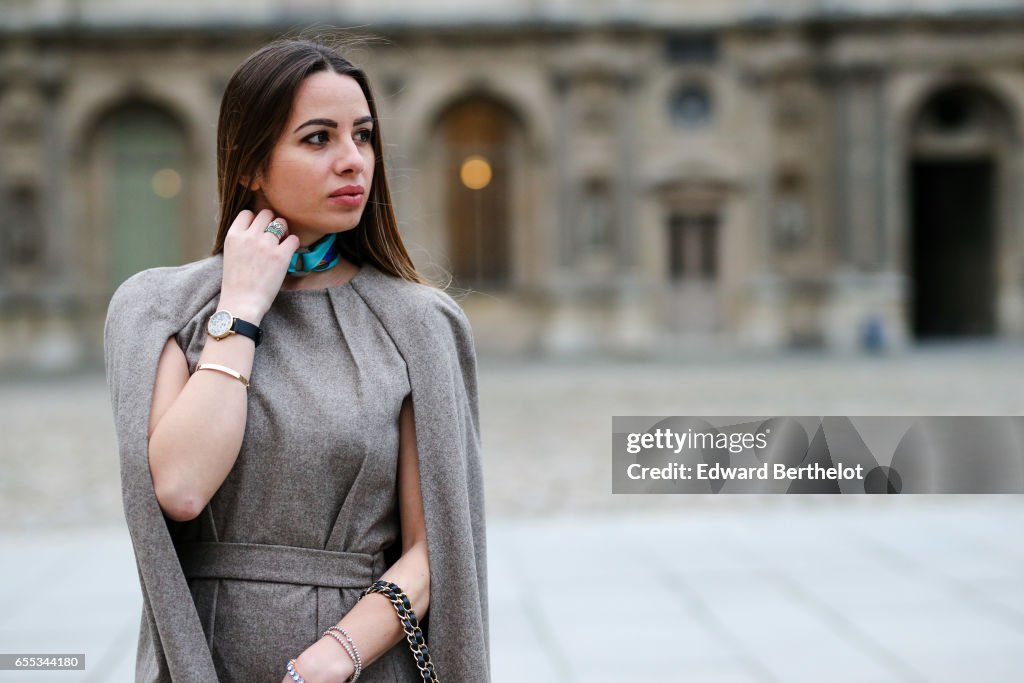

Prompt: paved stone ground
[1,343,1023,681]
[0,501,1022,682]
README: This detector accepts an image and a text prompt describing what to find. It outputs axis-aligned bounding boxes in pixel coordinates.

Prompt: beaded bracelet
[285,658,305,683]
[322,625,362,682]
[362,580,439,682]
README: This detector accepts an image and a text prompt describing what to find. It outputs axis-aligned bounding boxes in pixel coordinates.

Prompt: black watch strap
[231,318,263,347]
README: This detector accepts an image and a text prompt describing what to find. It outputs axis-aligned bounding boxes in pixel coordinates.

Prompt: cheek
[267,160,316,193]
[365,151,376,183]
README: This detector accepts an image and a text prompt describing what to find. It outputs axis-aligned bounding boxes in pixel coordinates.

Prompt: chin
[302,218,360,236]
[332,217,364,233]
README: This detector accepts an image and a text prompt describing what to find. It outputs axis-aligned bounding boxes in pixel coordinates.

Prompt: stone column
[609,70,658,353]
[540,70,590,353]
[542,45,632,353]
[735,66,788,350]
[825,64,908,352]
[835,66,887,269]
[0,45,81,371]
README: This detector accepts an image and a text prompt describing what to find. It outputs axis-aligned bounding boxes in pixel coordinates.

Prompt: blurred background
[4,0,1024,365]
[2,0,1024,681]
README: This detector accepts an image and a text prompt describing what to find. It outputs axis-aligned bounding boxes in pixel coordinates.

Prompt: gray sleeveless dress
[170,268,424,682]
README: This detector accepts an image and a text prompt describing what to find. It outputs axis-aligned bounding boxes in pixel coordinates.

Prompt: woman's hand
[218,208,300,325]
[280,637,355,683]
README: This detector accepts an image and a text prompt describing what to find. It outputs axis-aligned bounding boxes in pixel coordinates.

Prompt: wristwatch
[206,310,263,347]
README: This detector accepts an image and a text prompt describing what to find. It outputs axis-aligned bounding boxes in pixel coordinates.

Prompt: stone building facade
[1,0,1023,370]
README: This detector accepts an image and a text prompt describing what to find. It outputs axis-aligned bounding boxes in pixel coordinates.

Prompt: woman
[104,38,489,682]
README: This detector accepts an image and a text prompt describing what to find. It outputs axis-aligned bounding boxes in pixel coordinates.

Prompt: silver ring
[264,220,286,239]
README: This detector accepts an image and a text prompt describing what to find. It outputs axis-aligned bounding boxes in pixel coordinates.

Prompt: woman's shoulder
[352,265,475,355]
[357,264,468,327]
[107,255,222,324]
[418,284,470,333]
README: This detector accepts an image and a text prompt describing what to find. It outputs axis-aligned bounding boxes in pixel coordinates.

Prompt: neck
[281,256,357,291]
[295,231,327,248]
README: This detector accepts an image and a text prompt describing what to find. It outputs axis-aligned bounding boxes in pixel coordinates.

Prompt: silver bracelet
[322,626,362,682]
[286,658,305,683]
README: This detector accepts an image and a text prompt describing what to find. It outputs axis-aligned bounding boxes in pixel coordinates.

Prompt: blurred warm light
[151,168,182,198]
[460,155,492,190]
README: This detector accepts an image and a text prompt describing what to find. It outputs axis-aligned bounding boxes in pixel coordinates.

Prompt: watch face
[208,310,233,337]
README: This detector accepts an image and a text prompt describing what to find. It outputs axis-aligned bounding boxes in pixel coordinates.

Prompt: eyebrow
[293,116,374,133]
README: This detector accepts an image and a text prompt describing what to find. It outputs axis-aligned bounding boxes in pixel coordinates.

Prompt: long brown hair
[212,38,430,285]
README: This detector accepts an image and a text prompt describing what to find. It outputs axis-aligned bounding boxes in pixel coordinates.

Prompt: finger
[280,233,300,254]
[227,210,255,236]
[263,217,288,243]
[249,208,277,232]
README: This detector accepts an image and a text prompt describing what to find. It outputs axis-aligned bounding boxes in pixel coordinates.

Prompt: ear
[239,173,262,192]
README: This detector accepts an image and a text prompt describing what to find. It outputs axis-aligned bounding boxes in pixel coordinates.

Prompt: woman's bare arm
[288,394,431,682]
[147,319,259,522]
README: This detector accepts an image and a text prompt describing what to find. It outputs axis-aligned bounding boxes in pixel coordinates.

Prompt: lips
[329,185,364,197]
[328,184,364,208]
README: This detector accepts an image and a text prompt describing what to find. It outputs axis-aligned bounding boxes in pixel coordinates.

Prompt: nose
[332,138,365,177]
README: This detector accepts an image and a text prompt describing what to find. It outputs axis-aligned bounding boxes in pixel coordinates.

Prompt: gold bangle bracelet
[195,363,250,388]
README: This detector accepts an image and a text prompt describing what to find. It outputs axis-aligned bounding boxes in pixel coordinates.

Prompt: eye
[304,130,329,145]
[355,128,373,144]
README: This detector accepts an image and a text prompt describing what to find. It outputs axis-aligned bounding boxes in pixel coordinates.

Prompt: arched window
[93,104,187,289]
[438,98,517,289]
[668,83,713,128]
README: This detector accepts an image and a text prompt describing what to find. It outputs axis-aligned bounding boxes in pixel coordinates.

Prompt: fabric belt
[177,542,378,589]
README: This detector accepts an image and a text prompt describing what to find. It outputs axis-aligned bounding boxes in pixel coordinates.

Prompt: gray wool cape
[104,254,490,682]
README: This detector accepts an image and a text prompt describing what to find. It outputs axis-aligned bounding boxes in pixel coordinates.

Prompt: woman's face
[250,70,375,246]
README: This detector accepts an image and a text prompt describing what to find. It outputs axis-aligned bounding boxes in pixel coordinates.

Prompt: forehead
[289,71,369,118]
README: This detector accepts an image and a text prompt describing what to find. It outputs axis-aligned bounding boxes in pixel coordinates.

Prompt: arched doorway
[908,85,1012,338]
[437,98,518,289]
[92,103,188,290]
